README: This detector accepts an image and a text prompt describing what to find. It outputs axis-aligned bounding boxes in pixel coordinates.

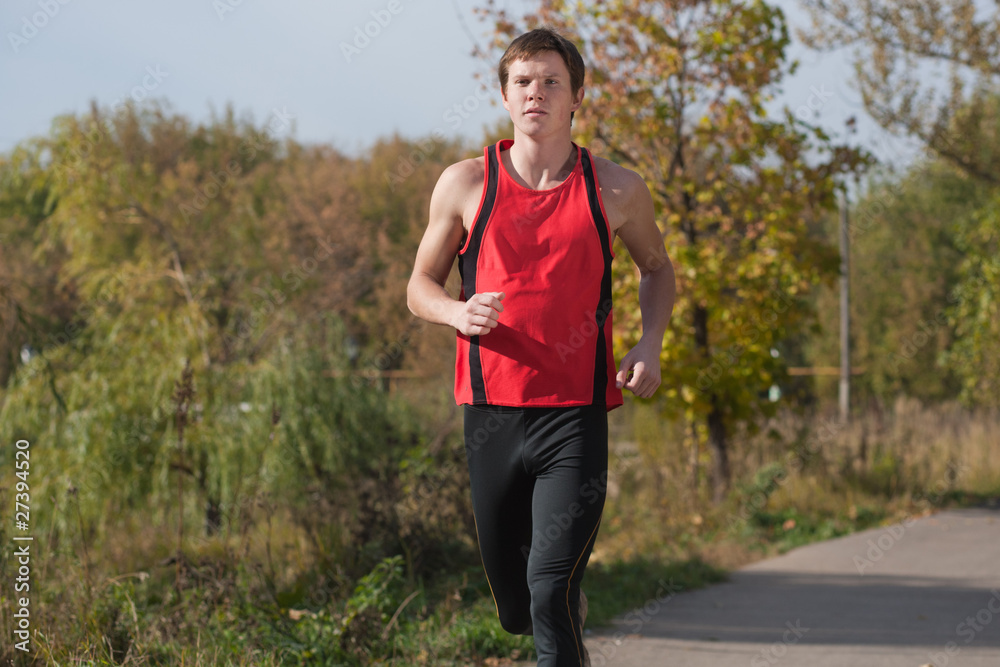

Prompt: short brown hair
[498,27,585,102]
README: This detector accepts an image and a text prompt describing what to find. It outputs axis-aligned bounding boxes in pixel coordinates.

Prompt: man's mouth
[525,108,546,116]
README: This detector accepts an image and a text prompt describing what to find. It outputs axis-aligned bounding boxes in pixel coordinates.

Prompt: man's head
[498,27,585,122]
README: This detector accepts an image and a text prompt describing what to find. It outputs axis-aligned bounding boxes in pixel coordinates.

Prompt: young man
[406,27,676,667]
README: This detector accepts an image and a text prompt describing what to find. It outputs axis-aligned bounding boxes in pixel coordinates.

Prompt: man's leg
[523,404,608,667]
[464,404,535,634]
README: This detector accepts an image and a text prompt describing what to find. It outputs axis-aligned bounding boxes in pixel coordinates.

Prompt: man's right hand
[453,291,505,336]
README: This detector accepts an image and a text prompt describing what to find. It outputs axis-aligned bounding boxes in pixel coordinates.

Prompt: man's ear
[501,85,510,112]
[571,86,584,113]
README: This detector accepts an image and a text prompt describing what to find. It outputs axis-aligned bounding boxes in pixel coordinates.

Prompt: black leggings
[463,403,608,667]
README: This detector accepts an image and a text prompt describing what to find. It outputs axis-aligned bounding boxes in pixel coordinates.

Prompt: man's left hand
[615,338,662,398]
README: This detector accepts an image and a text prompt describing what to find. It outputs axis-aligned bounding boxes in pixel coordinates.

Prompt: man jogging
[406,27,676,667]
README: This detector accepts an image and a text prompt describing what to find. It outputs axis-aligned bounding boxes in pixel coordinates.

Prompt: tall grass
[0,318,479,665]
[1,349,997,666]
[597,395,1000,570]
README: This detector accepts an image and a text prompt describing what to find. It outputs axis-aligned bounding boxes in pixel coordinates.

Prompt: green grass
[5,397,999,666]
[7,489,996,667]
[582,556,727,629]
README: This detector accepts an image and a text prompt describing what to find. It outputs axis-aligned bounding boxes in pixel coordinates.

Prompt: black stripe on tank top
[458,142,501,404]
[580,147,614,406]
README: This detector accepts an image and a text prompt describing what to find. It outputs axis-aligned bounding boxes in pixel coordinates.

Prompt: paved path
[522,504,1000,666]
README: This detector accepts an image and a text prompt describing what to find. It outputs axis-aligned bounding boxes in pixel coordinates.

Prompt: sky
[1,0,926,179]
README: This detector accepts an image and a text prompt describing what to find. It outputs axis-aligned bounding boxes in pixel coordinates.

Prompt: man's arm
[613,170,677,398]
[407,161,505,336]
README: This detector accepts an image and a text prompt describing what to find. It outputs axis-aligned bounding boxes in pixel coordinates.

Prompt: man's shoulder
[589,153,648,197]
[430,155,486,231]
[436,155,485,194]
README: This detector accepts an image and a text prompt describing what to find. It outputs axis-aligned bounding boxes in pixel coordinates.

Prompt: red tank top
[454,139,624,410]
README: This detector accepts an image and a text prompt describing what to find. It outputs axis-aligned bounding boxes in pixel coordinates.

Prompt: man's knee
[529,579,577,620]
[497,605,533,635]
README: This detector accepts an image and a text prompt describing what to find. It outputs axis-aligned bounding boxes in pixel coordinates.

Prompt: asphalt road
[522,503,1000,666]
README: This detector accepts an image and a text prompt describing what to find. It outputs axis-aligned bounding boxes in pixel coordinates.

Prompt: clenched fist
[452,291,505,336]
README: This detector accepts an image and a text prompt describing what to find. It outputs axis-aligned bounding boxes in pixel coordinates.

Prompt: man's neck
[506,131,577,190]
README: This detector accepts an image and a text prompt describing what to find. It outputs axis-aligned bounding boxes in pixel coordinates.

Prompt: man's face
[502,51,583,137]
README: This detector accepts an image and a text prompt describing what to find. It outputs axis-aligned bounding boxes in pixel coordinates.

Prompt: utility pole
[839,188,851,424]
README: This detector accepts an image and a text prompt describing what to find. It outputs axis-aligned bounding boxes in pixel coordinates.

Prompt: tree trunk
[689,418,700,495]
[692,301,731,502]
[707,393,731,503]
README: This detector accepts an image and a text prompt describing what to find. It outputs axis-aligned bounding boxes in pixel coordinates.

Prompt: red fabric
[455,140,624,410]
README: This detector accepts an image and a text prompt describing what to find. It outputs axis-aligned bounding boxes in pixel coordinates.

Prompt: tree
[798,0,1000,408]
[0,141,74,391]
[475,0,871,500]
[797,0,1000,185]
[804,158,989,406]
[0,98,469,536]
[940,185,1000,406]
